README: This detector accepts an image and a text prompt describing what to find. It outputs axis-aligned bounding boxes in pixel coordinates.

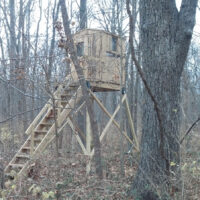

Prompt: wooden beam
[91,94,128,156]
[125,97,139,151]
[44,102,86,150]
[25,83,64,136]
[30,132,34,156]
[68,119,88,155]
[28,87,83,155]
[68,116,86,142]
[90,92,139,151]
[86,109,92,174]
[25,103,50,135]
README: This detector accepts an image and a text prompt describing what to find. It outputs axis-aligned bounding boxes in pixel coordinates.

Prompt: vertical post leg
[125,97,139,150]
[30,131,34,156]
[86,109,92,175]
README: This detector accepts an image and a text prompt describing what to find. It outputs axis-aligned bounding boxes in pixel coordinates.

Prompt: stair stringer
[4,86,83,181]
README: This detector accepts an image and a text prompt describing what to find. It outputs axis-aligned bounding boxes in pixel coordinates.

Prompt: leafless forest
[0,0,200,199]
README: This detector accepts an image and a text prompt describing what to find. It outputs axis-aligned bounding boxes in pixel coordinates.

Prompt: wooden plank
[16,154,30,159]
[25,78,71,136]
[5,86,83,177]
[67,119,88,155]
[90,95,126,157]
[33,87,83,156]
[125,97,140,150]
[86,110,92,174]
[39,101,86,154]
[86,110,92,153]
[16,88,83,179]
[68,116,86,142]
[4,135,32,173]
[30,131,34,155]
[9,164,24,168]
[90,92,139,151]
[25,103,50,135]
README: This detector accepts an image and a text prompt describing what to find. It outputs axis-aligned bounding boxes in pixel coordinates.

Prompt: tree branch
[175,0,198,77]
[180,116,200,144]
[179,0,198,34]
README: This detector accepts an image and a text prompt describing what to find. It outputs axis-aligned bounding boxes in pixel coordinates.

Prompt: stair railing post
[30,131,34,156]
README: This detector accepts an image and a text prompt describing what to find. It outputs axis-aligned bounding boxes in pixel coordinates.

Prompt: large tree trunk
[127,0,198,199]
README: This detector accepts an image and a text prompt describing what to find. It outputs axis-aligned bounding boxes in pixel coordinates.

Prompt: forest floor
[3,126,138,200]
[2,125,200,199]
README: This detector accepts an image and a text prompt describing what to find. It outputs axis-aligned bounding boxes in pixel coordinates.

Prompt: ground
[1,125,200,199]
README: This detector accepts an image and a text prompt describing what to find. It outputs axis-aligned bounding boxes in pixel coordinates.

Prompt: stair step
[46,115,55,119]
[16,154,30,159]
[22,147,31,150]
[61,100,68,104]
[61,94,71,98]
[9,164,24,168]
[21,146,37,152]
[40,122,52,126]
[35,130,48,134]
[28,138,42,142]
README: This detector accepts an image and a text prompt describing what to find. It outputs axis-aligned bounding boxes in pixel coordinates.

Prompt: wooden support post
[90,92,139,151]
[30,132,34,156]
[125,97,140,151]
[57,93,62,119]
[68,119,88,155]
[91,94,128,157]
[69,116,86,142]
[86,109,92,175]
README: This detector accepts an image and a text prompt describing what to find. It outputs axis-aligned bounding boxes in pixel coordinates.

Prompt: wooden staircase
[4,79,83,180]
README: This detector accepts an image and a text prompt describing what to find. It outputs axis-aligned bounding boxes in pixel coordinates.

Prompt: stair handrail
[25,74,74,136]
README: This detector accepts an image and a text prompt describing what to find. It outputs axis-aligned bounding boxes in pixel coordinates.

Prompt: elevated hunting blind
[4,29,139,192]
[70,29,126,92]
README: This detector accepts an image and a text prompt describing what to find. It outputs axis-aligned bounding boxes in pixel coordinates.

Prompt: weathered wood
[90,95,126,157]
[25,82,70,136]
[125,97,139,150]
[32,87,82,155]
[86,109,92,174]
[70,28,126,92]
[4,86,83,178]
[30,131,34,155]
[90,92,139,151]
[69,115,86,142]
[68,119,88,155]
[25,103,50,135]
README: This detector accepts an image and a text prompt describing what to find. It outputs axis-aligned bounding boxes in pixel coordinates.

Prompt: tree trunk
[127,0,198,198]
[59,0,103,179]
[78,0,87,137]
[80,0,87,30]
[9,0,17,149]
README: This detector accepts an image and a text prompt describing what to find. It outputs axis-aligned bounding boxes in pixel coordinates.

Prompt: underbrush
[1,127,200,199]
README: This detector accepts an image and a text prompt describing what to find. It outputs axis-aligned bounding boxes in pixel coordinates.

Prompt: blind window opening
[77,42,84,56]
[112,36,117,51]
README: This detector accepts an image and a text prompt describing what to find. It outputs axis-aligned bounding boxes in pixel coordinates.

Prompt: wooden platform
[69,80,121,92]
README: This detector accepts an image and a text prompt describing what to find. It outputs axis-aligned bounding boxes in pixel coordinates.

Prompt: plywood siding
[71,29,125,91]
